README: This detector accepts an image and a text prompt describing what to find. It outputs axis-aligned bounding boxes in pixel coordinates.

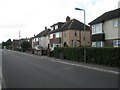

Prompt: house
[49,22,65,50]
[61,17,91,47]
[12,38,31,51]
[50,16,91,47]
[32,27,51,50]
[89,8,120,47]
[12,39,20,50]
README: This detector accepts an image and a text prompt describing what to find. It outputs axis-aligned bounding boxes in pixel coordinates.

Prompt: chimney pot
[66,16,70,22]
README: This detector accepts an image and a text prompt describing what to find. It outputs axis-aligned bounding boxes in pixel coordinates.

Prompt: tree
[2,39,12,49]
[20,41,31,51]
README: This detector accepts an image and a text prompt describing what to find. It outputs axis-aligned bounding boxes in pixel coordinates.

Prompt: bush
[54,47,120,67]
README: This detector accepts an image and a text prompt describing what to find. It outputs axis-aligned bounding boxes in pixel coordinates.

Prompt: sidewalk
[45,56,119,75]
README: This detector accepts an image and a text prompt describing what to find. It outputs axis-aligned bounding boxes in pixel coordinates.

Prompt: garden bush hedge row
[54,47,120,67]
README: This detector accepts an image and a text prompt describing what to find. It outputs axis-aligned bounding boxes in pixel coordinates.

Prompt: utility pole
[19,31,21,40]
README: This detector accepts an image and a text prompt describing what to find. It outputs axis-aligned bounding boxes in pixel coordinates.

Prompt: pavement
[2,49,119,88]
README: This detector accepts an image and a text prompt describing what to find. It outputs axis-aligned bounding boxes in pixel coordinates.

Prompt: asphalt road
[2,49,119,88]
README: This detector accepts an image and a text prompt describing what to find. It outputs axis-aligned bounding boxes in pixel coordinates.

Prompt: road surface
[2,49,119,88]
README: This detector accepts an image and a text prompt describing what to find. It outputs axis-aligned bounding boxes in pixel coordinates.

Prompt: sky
[0,0,119,43]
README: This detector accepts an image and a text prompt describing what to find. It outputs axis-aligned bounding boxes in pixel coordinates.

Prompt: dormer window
[55,25,58,30]
[51,26,54,30]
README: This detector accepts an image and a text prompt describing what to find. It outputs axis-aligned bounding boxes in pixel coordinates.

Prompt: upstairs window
[113,19,120,27]
[55,25,58,30]
[51,26,54,30]
[92,23,103,34]
[75,31,77,36]
[56,32,59,38]
[50,34,53,39]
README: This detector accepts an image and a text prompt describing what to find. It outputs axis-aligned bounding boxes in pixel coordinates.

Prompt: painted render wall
[103,18,120,40]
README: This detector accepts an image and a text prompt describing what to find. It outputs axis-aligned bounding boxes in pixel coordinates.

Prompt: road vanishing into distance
[1,49,119,88]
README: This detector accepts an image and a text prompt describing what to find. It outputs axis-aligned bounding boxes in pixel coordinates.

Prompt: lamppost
[75,7,86,63]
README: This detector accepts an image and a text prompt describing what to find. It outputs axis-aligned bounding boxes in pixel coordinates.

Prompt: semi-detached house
[49,16,91,48]
[89,8,120,47]
[32,27,51,50]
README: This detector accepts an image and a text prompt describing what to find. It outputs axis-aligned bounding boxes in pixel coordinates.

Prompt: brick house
[50,16,91,48]
[61,17,91,47]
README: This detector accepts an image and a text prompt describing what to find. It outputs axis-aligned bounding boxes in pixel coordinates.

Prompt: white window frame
[50,34,53,39]
[92,41,104,47]
[55,32,59,38]
[113,19,120,27]
[51,26,54,30]
[92,23,103,34]
[113,40,120,47]
[55,25,58,30]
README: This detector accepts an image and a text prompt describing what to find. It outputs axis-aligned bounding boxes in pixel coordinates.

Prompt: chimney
[66,16,70,22]
[45,27,47,30]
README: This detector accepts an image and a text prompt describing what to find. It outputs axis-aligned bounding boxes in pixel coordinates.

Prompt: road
[2,49,119,88]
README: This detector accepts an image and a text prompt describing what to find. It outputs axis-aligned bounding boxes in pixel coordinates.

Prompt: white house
[89,8,120,47]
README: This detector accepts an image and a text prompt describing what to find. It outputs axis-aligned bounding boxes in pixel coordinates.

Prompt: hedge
[54,47,120,67]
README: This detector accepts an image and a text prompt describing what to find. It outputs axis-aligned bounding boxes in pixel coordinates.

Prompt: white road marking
[50,59,119,75]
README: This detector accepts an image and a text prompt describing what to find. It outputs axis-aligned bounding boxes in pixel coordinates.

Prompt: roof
[50,22,65,27]
[89,8,120,25]
[34,29,51,38]
[50,19,90,33]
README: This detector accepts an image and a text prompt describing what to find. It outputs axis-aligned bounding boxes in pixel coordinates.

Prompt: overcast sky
[0,0,119,43]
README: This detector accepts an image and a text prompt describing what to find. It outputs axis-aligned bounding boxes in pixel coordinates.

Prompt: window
[92,41,104,47]
[113,19,120,27]
[113,40,120,47]
[36,38,39,42]
[75,31,77,36]
[56,32,59,38]
[51,26,54,30]
[50,44,53,47]
[92,23,103,34]
[64,33,66,37]
[50,34,53,39]
[55,25,58,30]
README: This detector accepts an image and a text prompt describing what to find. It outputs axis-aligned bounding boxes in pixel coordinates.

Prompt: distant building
[89,8,120,47]
[12,39,19,50]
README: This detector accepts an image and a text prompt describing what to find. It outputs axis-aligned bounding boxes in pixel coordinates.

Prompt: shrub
[54,47,120,67]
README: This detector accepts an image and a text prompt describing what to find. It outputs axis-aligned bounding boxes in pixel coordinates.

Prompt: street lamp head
[75,8,83,11]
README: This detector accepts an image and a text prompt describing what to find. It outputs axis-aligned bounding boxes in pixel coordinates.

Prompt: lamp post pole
[75,8,86,63]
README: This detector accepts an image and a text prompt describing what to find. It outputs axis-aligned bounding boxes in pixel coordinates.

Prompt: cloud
[0,0,119,43]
